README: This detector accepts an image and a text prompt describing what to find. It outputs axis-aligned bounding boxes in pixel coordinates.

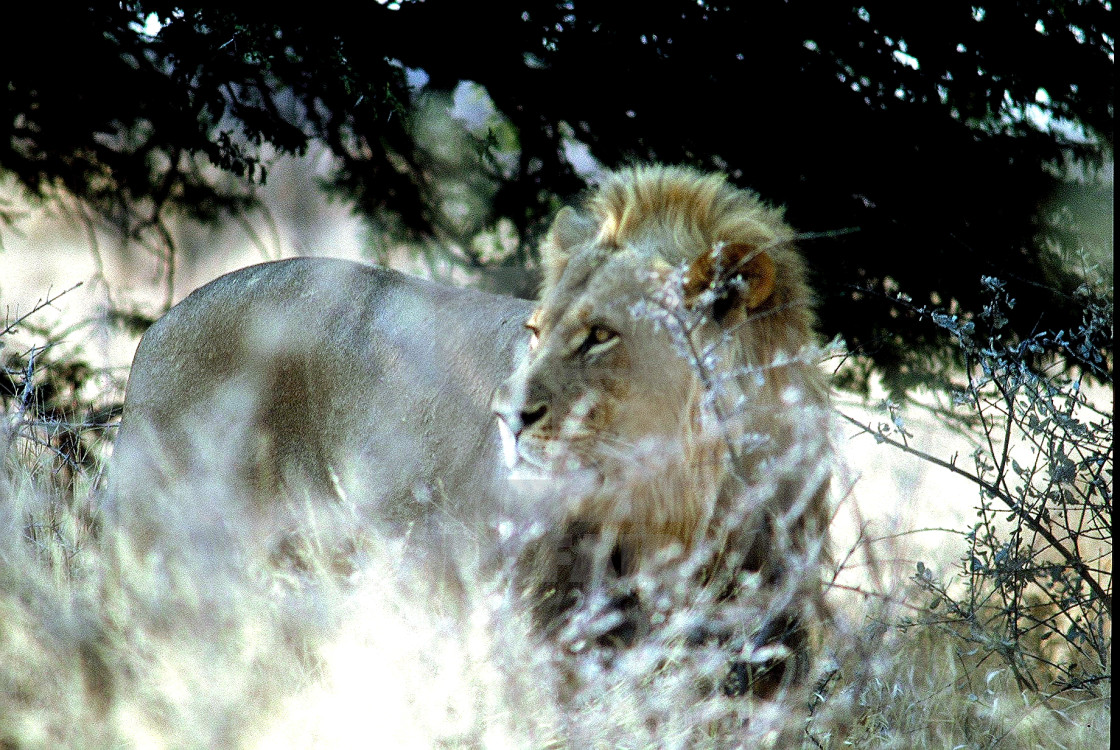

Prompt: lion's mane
[505,165,833,692]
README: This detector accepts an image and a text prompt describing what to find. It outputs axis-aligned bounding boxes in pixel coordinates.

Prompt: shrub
[1,285,122,568]
[841,273,1111,703]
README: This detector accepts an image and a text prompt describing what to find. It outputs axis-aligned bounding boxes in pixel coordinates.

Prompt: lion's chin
[496,420,611,508]
[503,450,604,506]
[497,418,582,472]
[508,453,598,484]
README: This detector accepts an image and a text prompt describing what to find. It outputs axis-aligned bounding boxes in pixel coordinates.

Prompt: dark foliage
[1,1,1113,394]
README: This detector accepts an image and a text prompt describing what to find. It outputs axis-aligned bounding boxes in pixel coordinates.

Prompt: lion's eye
[579,325,618,355]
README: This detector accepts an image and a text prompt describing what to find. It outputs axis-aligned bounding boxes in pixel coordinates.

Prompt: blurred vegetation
[0,244,1111,749]
[0,1,1113,396]
[0,286,119,560]
[0,6,1111,744]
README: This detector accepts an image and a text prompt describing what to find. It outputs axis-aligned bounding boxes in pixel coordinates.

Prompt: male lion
[111,164,830,695]
[493,165,832,694]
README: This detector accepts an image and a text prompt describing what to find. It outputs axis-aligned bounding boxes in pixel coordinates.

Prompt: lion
[110,259,534,557]
[110,164,831,695]
[493,165,832,694]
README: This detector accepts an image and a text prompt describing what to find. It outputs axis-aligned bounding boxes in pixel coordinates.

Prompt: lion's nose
[494,402,548,438]
[492,378,549,437]
[519,402,548,432]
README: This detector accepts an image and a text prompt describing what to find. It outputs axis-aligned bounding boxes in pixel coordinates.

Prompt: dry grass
[0,424,1109,749]
[0,282,1109,749]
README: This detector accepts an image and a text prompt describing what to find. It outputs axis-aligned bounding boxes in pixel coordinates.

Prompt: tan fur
[111,258,534,553]
[589,166,822,394]
[494,165,832,690]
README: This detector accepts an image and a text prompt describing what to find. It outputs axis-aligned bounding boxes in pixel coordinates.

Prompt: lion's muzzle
[492,374,548,464]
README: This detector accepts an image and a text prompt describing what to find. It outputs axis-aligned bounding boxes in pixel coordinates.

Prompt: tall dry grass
[0,280,1109,749]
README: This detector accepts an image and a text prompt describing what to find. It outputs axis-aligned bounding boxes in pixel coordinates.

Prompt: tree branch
[839,410,1112,610]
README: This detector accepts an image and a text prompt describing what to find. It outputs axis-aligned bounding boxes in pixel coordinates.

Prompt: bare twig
[838,412,1111,612]
[1,282,84,338]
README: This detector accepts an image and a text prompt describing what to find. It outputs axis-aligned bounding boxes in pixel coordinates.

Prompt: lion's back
[111,257,533,531]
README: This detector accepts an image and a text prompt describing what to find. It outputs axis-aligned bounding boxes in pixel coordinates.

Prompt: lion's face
[492,165,828,551]
[492,246,697,486]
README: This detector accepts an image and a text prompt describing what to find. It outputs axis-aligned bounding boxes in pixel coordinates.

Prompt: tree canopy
[2,1,1113,394]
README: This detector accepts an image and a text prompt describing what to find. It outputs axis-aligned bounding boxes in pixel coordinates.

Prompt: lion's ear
[541,207,597,285]
[683,243,776,320]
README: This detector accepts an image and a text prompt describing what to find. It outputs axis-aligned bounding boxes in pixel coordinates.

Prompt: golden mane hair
[544,165,822,399]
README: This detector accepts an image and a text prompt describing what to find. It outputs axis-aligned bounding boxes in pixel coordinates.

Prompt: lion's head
[493,165,829,554]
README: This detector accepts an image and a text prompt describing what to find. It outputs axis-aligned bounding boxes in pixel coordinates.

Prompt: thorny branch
[839,410,1111,611]
[1,282,84,338]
